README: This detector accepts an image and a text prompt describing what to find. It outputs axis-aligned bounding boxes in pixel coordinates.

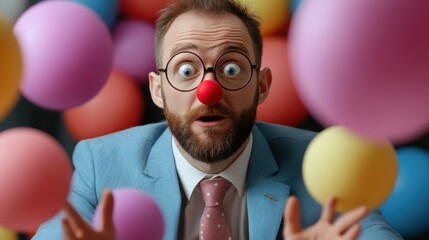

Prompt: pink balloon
[0,127,72,232]
[113,19,156,84]
[14,1,113,110]
[93,188,164,240]
[289,0,429,143]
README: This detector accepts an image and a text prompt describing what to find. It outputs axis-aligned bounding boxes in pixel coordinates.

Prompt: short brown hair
[155,0,262,68]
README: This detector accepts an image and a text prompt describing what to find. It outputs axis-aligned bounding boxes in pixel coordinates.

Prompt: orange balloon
[120,0,169,23]
[0,15,22,121]
[257,36,308,126]
[0,128,72,232]
[63,70,145,141]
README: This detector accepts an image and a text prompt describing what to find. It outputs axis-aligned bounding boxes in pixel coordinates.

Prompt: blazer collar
[247,125,290,239]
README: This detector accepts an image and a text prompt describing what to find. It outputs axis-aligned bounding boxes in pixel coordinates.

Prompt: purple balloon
[112,19,156,84]
[14,1,113,110]
[93,188,164,240]
[289,0,429,144]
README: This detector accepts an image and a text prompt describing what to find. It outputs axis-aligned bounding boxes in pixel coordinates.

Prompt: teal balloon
[69,0,118,27]
[380,147,429,238]
[291,0,301,13]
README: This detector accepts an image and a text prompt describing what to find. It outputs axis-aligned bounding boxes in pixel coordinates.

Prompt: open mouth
[198,115,224,122]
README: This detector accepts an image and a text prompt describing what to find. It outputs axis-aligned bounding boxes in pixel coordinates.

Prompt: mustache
[185,104,234,120]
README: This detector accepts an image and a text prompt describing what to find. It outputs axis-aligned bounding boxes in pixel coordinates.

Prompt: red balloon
[63,70,144,141]
[196,80,223,106]
[256,37,308,126]
[120,0,169,23]
[0,127,72,232]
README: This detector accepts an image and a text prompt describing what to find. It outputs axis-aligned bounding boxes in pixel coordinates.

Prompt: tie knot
[199,178,231,207]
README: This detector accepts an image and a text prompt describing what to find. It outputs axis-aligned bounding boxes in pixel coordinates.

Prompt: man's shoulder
[254,121,317,142]
[81,121,170,146]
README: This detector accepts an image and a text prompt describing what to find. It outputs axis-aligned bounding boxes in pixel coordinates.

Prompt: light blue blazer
[33,121,402,239]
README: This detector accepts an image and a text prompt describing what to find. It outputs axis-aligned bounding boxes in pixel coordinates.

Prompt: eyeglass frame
[157,50,260,92]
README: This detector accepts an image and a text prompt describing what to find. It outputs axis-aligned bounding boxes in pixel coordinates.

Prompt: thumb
[99,189,115,231]
[284,196,302,236]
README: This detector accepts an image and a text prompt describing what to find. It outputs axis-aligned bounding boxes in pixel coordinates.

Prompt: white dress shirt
[173,134,253,240]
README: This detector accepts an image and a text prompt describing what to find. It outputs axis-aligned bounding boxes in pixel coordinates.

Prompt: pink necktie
[198,178,232,240]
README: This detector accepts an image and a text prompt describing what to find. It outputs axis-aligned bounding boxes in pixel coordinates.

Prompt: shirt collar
[173,134,252,200]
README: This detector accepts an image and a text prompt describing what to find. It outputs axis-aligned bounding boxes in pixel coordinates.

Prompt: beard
[164,95,258,164]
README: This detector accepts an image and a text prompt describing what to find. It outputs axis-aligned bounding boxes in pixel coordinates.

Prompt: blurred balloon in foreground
[14,1,113,110]
[289,0,429,144]
[257,37,308,126]
[113,19,156,84]
[0,0,28,22]
[63,70,144,141]
[120,0,169,23]
[237,0,289,36]
[0,14,21,122]
[380,147,429,238]
[0,225,18,240]
[67,0,119,27]
[93,188,164,240]
[303,126,397,212]
[0,127,72,231]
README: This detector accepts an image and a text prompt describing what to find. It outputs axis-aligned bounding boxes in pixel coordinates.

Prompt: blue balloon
[69,0,118,27]
[291,0,301,14]
[380,147,429,238]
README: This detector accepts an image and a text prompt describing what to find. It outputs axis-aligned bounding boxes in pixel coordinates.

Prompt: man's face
[151,11,268,163]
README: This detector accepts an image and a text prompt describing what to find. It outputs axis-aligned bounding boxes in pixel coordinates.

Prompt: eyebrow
[169,42,251,57]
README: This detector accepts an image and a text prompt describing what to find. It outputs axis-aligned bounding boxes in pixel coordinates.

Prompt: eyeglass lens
[165,52,253,91]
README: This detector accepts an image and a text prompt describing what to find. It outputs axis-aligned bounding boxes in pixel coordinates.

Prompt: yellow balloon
[237,0,289,36]
[0,225,18,240]
[303,126,398,212]
[0,14,22,122]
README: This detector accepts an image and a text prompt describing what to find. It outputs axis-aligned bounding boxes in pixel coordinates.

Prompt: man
[33,0,403,239]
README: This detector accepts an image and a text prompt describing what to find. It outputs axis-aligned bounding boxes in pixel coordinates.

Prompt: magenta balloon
[112,19,156,84]
[0,127,72,232]
[14,1,113,110]
[289,0,429,143]
[93,188,164,240]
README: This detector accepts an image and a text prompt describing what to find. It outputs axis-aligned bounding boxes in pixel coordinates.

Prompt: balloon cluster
[290,0,429,238]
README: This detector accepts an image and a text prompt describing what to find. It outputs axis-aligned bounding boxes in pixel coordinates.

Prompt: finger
[62,218,77,240]
[341,223,361,240]
[99,189,115,231]
[284,196,302,236]
[320,196,336,223]
[335,206,368,234]
[63,201,90,234]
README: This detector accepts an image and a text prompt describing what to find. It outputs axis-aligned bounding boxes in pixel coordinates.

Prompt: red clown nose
[196,80,223,106]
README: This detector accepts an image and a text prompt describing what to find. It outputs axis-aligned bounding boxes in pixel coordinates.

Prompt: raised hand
[62,189,115,240]
[283,196,368,240]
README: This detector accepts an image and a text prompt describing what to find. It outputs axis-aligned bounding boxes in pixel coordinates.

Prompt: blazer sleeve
[358,209,403,240]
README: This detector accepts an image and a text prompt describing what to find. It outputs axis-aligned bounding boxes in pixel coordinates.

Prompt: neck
[173,137,250,174]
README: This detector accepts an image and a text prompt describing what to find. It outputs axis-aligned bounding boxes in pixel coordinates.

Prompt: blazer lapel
[139,129,182,240]
[247,126,290,239]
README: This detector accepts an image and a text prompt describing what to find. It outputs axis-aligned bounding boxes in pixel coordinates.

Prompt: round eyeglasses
[158,51,260,92]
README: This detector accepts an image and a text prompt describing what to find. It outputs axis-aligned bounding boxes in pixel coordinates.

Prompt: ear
[149,71,164,109]
[257,67,272,105]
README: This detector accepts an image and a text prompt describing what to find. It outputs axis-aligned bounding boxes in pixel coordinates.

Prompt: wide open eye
[178,64,196,78]
[223,63,241,77]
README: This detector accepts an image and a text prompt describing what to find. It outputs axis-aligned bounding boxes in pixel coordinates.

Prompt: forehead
[162,11,255,61]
